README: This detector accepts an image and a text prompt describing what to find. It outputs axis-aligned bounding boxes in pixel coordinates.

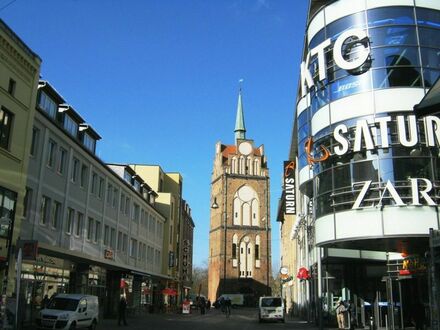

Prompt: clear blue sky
[1,0,308,270]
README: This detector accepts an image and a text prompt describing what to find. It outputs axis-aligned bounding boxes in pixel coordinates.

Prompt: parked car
[258,296,284,323]
[36,294,99,330]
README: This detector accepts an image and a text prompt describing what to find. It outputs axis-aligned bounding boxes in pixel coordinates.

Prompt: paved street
[99,308,324,330]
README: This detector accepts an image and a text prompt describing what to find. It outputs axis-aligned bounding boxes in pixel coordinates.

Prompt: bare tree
[192,261,208,296]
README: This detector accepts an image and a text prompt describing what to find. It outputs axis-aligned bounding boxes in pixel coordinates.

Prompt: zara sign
[301,28,370,97]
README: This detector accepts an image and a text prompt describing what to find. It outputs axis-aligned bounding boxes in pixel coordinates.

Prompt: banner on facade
[283,161,296,215]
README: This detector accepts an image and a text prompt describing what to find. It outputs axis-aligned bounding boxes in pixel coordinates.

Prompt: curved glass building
[293,0,440,327]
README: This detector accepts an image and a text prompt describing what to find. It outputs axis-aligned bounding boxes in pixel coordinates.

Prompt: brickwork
[208,140,272,304]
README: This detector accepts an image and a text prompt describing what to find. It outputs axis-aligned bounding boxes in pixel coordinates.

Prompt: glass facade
[298,4,440,219]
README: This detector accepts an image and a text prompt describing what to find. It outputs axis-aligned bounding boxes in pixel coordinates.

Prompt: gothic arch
[233,185,259,226]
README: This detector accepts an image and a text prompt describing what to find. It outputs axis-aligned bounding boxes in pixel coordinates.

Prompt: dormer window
[64,115,78,137]
[38,91,57,118]
[83,132,96,153]
[123,170,132,184]
[133,180,141,192]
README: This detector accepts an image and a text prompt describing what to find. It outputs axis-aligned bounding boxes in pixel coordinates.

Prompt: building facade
[289,0,440,328]
[22,81,168,324]
[0,19,41,304]
[130,165,194,304]
[208,90,272,305]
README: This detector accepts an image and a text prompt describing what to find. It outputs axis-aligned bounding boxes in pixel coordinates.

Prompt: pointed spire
[234,80,246,143]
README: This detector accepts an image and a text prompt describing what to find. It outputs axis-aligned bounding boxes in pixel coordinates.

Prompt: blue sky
[1,0,308,269]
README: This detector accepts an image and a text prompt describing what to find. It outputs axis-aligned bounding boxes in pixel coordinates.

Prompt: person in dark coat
[41,295,50,309]
[199,296,206,315]
[118,296,128,326]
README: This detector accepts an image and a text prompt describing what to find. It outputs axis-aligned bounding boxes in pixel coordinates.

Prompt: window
[8,78,16,96]
[98,177,104,198]
[94,221,101,243]
[232,243,237,259]
[40,196,50,225]
[51,201,61,229]
[66,208,74,234]
[87,217,94,240]
[30,128,39,157]
[124,171,132,184]
[113,188,118,208]
[125,197,130,215]
[130,239,137,258]
[83,133,95,152]
[47,139,57,168]
[23,187,32,218]
[104,225,109,246]
[367,7,415,27]
[71,158,79,182]
[57,147,67,174]
[120,194,125,212]
[133,204,140,221]
[75,212,84,237]
[38,91,57,118]
[110,227,116,249]
[0,188,17,238]
[255,244,260,260]
[123,234,128,253]
[107,184,113,204]
[0,107,13,150]
[91,173,97,194]
[64,115,78,137]
[138,242,143,260]
[80,165,88,188]
[117,231,122,251]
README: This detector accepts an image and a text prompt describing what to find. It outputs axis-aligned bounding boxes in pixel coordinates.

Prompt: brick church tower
[208,88,272,305]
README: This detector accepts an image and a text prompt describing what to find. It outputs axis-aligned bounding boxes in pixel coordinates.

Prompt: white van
[258,296,285,323]
[36,294,99,330]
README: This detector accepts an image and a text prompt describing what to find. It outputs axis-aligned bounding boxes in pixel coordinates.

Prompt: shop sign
[301,28,370,96]
[104,248,114,260]
[352,178,436,210]
[17,240,38,261]
[399,255,427,275]
[181,239,191,280]
[283,161,296,214]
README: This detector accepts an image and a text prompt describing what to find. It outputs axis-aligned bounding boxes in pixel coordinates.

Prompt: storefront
[293,0,440,328]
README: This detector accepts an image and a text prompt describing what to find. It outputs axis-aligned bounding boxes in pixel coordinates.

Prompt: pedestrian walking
[41,295,50,309]
[118,296,128,326]
[199,296,206,314]
[206,299,211,312]
[336,299,347,329]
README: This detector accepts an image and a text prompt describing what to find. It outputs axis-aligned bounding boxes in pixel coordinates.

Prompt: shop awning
[414,76,440,116]
[162,288,178,296]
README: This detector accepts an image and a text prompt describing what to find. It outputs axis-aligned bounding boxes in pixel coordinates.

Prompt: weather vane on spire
[239,78,244,92]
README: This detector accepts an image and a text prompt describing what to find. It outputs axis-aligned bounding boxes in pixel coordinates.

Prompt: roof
[221,144,262,158]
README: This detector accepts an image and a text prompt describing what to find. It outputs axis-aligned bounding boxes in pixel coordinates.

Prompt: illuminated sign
[301,28,370,96]
[104,248,114,260]
[284,161,296,214]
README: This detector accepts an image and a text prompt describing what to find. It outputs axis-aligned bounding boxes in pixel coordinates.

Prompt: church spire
[234,81,246,143]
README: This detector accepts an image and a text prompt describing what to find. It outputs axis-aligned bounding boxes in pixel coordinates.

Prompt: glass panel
[420,47,440,69]
[316,192,333,218]
[367,7,415,27]
[333,164,351,190]
[351,160,379,183]
[309,28,325,49]
[329,71,371,101]
[418,27,440,48]
[371,46,420,68]
[299,153,308,170]
[379,157,433,183]
[327,12,367,41]
[311,87,329,114]
[316,169,333,195]
[422,69,440,88]
[298,123,310,142]
[372,67,422,89]
[368,26,417,47]
[298,111,309,129]
[416,7,440,29]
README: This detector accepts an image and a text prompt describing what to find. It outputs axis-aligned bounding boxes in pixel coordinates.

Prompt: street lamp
[211,198,219,210]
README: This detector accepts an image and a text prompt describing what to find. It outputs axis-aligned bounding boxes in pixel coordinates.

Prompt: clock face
[238,142,252,155]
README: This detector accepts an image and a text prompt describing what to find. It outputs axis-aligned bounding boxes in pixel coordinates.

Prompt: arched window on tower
[239,241,246,278]
[246,157,251,175]
[246,242,253,278]
[233,198,240,225]
[232,234,238,268]
[231,157,237,174]
[242,202,250,226]
[251,198,259,226]
[255,235,261,268]
[254,159,259,176]
[239,156,245,174]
